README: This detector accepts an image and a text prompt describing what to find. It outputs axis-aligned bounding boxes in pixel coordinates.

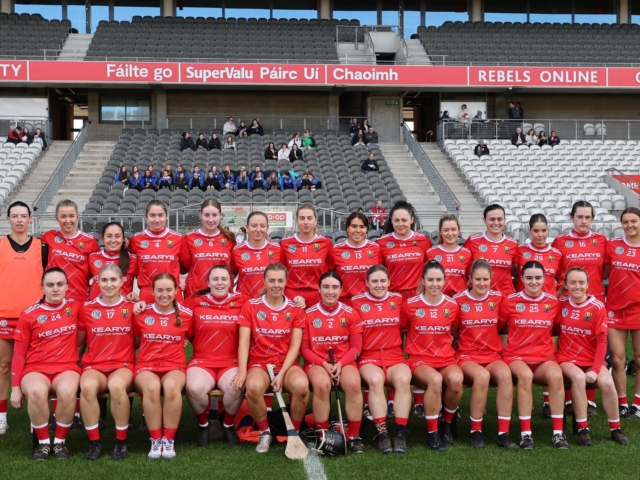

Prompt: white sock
[0,412,6,421]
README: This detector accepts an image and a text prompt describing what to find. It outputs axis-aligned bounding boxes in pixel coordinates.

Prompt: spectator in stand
[162,164,175,182]
[6,125,22,144]
[129,170,143,191]
[195,133,208,150]
[549,130,561,146]
[349,118,361,137]
[264,142,278,160]
[208,133,221,150]
[175,171,189,191]
[142,169,157,190]
[222,165,235,189]
[158,170,173,191]
[439,111,451,121]
[456,104,471,124]
[366,127,379,147]
[236,227,246,244]
[280,172,296,191]
[32,128,47,148]
[511,127,526,146]
[508,102,521,120]
[224,136,236,150]
[473,110,490,123]
[278,143,290,161]
[537,131,548,147]
[131,165,140,178]
[180,132,195,151]
[235,170,252,191]
[252,170,265,191]
[190,170,205,191]
[301,130,316,151]
[370,200,387,231]
[516,102,523,118]
[147,165,159,183]
[289,144,303,162]
[248,119,263,136]
[223,117,236,136]
[474,140,490,157]
[20,127,32,144]
[352,129,366,146]
[362,119,371,132]
[361,153,379,174]
[250,166,262,183]
[288,133,301,150]
[266,171,280,190]
[297,172,320,191]
[176,165,190,185]
[114,166,129,185]
[236,120,249,138]
[204,171,221,191]
[525,128,537,146]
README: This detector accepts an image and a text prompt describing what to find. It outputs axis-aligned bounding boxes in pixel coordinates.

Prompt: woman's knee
[515,368,533,386]
[447,371,464,391]
[311,378,331,398]
[245,381,266,400]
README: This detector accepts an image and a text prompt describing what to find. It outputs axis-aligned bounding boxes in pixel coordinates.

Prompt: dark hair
[193,265,232,297]
[521,260,545,276]
[346,211,369,232]
[417,260,446,294]
[152,273,181,326]
[40,267,68,303]
[621,207,640,222]
[570,201,594,219]
[247,211,269,226]
[145,199,168,216]
[383,201,415,235]
[366,264,389,281]
[200,199,235,241]
[528,213,548,228]
[483,204,505,219]
[101,222,131,273]
[7,200,31,217]
[319,270,342,288]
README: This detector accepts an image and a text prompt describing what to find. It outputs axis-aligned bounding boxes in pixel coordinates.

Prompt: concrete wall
[367,95,402,142]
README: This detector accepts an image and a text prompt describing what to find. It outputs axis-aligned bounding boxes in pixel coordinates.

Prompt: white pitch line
[303,452,328,480]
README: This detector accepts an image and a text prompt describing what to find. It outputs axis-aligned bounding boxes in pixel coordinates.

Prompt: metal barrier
[33,123,89,215]
[403,123,460,216]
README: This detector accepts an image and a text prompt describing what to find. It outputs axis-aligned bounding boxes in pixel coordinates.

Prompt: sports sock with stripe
[542,391,549,405]
[413,389,424,406]
[425,415,438,433]
[395,417,408,429]
[54,421,72,444]
[609,418,621,430]
[195,409,209,427]
[33,422,50,444]
[618,395,628,407]
[470,416,482,433]
[347,420,362,438]
[551,415,563,435]
[115,424,129,441]
[255,418,270,433]
[163,426,177,441]
[497,416,511,435]
[442,407,456,423]
[587,389,597,404]
[519,416,531,436]
[576,418,588,430]
[223,410,237,428]
[85,423,100,441]
[148,428,162,441]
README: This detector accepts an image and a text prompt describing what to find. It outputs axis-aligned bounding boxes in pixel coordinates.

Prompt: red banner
[607,68,640,87]
[0,61,28,81]
[613,175,640,194]
[180,63,325,84]
[327,65,467,86]
[29,61,180,83]
[469,66,607,87]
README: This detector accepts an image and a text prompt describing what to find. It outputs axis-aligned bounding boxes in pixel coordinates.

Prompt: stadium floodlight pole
[266,364,309,460]
[328,348,348,455]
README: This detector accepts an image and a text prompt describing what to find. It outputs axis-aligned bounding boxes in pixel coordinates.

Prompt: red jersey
[237,295,306,369]
[88,250,139,300]
[303,302,363,365]
[377,231,432,295]
[41,230,100,300]
[426,245,472,296]
[185,291,248,368]
[555,296,608,366]
[401,294,459,367]
[328,240,381,301]
[552,230,607,299]
[464,233,518,297]
[14,299,80,375]
[604,237,640,311]
[516,243,562,294]
[280,234,332,290]
[129,228,183,289]
[232,240,282,298]
[133,303,193,372]
[180,229,236,298]
[454,290,505,364]
[78,296,135,371]
[501,291,559,364]
[351,292,404,362]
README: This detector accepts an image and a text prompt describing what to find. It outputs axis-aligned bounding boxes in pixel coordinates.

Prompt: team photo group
[1,196,639,462]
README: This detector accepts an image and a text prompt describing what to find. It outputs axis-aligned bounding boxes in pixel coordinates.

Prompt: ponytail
[173,299,182,327]
[200,199,235,242]
[102,222,130,273]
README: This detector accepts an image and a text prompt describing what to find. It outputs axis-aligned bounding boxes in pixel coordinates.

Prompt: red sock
[395,417,408,429]
[497,416,511,435]
[619,395,629,406]
[442,407,456,423]
[223,410,237,427]
[576,418,588,430]
[519,416,531,435]
[256,418,270,433]
[587,389,597,403]
[33,422,50,442]
[373,417,387,432]
[264,393,274,411]
[387,389,395,402]
[76,398,81,414]
[413,390,424,406]
[54,422,71,442]
[551,415,564,433]
[0,399,7,413]
[426,415,438,433]
[85,423,100,441]
[291,417,302,432]
[363,390,369,405]
[316,420,329,430]
[115,424,129,441]
[565,389,572,403]
[149,428,162,441]
[633,394,640,408]
[163,426,177,441]
[609,418,621,430]
[196,409,209,427]
[51,398,58,414]
[347,419,361,439]
[470,416,482,432]
[217,397,224,414]
[542,391,549,404]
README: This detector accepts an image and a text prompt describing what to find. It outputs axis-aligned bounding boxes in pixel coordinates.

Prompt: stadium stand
[84,17,346,62]
[417,21,640,64]
[0,13,70,59]
[443,138,628,239]
[0,141,43,203]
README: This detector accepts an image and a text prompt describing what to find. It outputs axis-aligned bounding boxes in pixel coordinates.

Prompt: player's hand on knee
[585,371,597,384]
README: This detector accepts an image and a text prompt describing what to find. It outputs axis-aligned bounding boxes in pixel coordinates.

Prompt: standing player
[133,273,193,459]
[10,268,81,460]
[377,201,432,300]
[329,212,381,305]
[464,205,518,297]
[129,201,184,303]
[556,268,628,445]
[78,265,135,460]
[184,265,247,448]
[232,212,282,298]
[180,199,236,298]
[516,214,562,294]
[281,204,332,306]
[604,207,640,418]
[352,265,411,454]
[88,222,139,300]
[401,261,463,451]
[301,271,364,453]
[0,202,47,435]
[235,263,308,454]
[502,261,568,449]
[454,259,518,450]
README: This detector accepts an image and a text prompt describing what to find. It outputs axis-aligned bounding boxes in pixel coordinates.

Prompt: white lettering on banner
[186,66,254,81]
[539,70,598,84]
[153,67,174,82]
[332,68,399,82]
[476,69,599,84]
[478,70,531,83]
[260,66,297,80]
[106,63,149,79]
[0,64,21,77]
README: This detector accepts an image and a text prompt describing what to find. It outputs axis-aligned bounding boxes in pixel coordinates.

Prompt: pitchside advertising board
[6,61,640,87]
[221,205,294,230]
[613,175,640,195]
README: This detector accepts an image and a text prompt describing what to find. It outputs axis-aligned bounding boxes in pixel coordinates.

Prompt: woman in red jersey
[129,200,184,303]
[502,261,568,450]
[377,201,432,300]
[329,212,381,305]
[10,268,81,461]
[604,207,640,419]
[133,273,193,459]
[281,204,332,306]
[78,265,135,461]
[556,268,628,445]
[184,265,247,448]
[516,214,562,294]
[180,199,236,298]
[353,265,411,454]
[301,271,364,453]
[401,261,463,452]
[88,222,139,301]
[454,259,518,450]
[464,204,518,297]
[41,199,100,301]
[236,263,308,454]
[232,211,282,298]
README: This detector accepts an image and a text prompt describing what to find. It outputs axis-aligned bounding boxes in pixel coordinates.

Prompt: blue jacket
[190,174,204,189]
[281,177,297,191]
[158,177,173,189]
[222,172,235,188]
[114,172,128,183]
[142,174,157,187]
[265,178,281,190]
[180,137,195,151]
[297,177,320,189]
[235,177,252,190]
[129,175,142,188]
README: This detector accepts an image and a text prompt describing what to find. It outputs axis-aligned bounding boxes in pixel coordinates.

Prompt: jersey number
[530,304,538,313]
[161,319,168,327]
